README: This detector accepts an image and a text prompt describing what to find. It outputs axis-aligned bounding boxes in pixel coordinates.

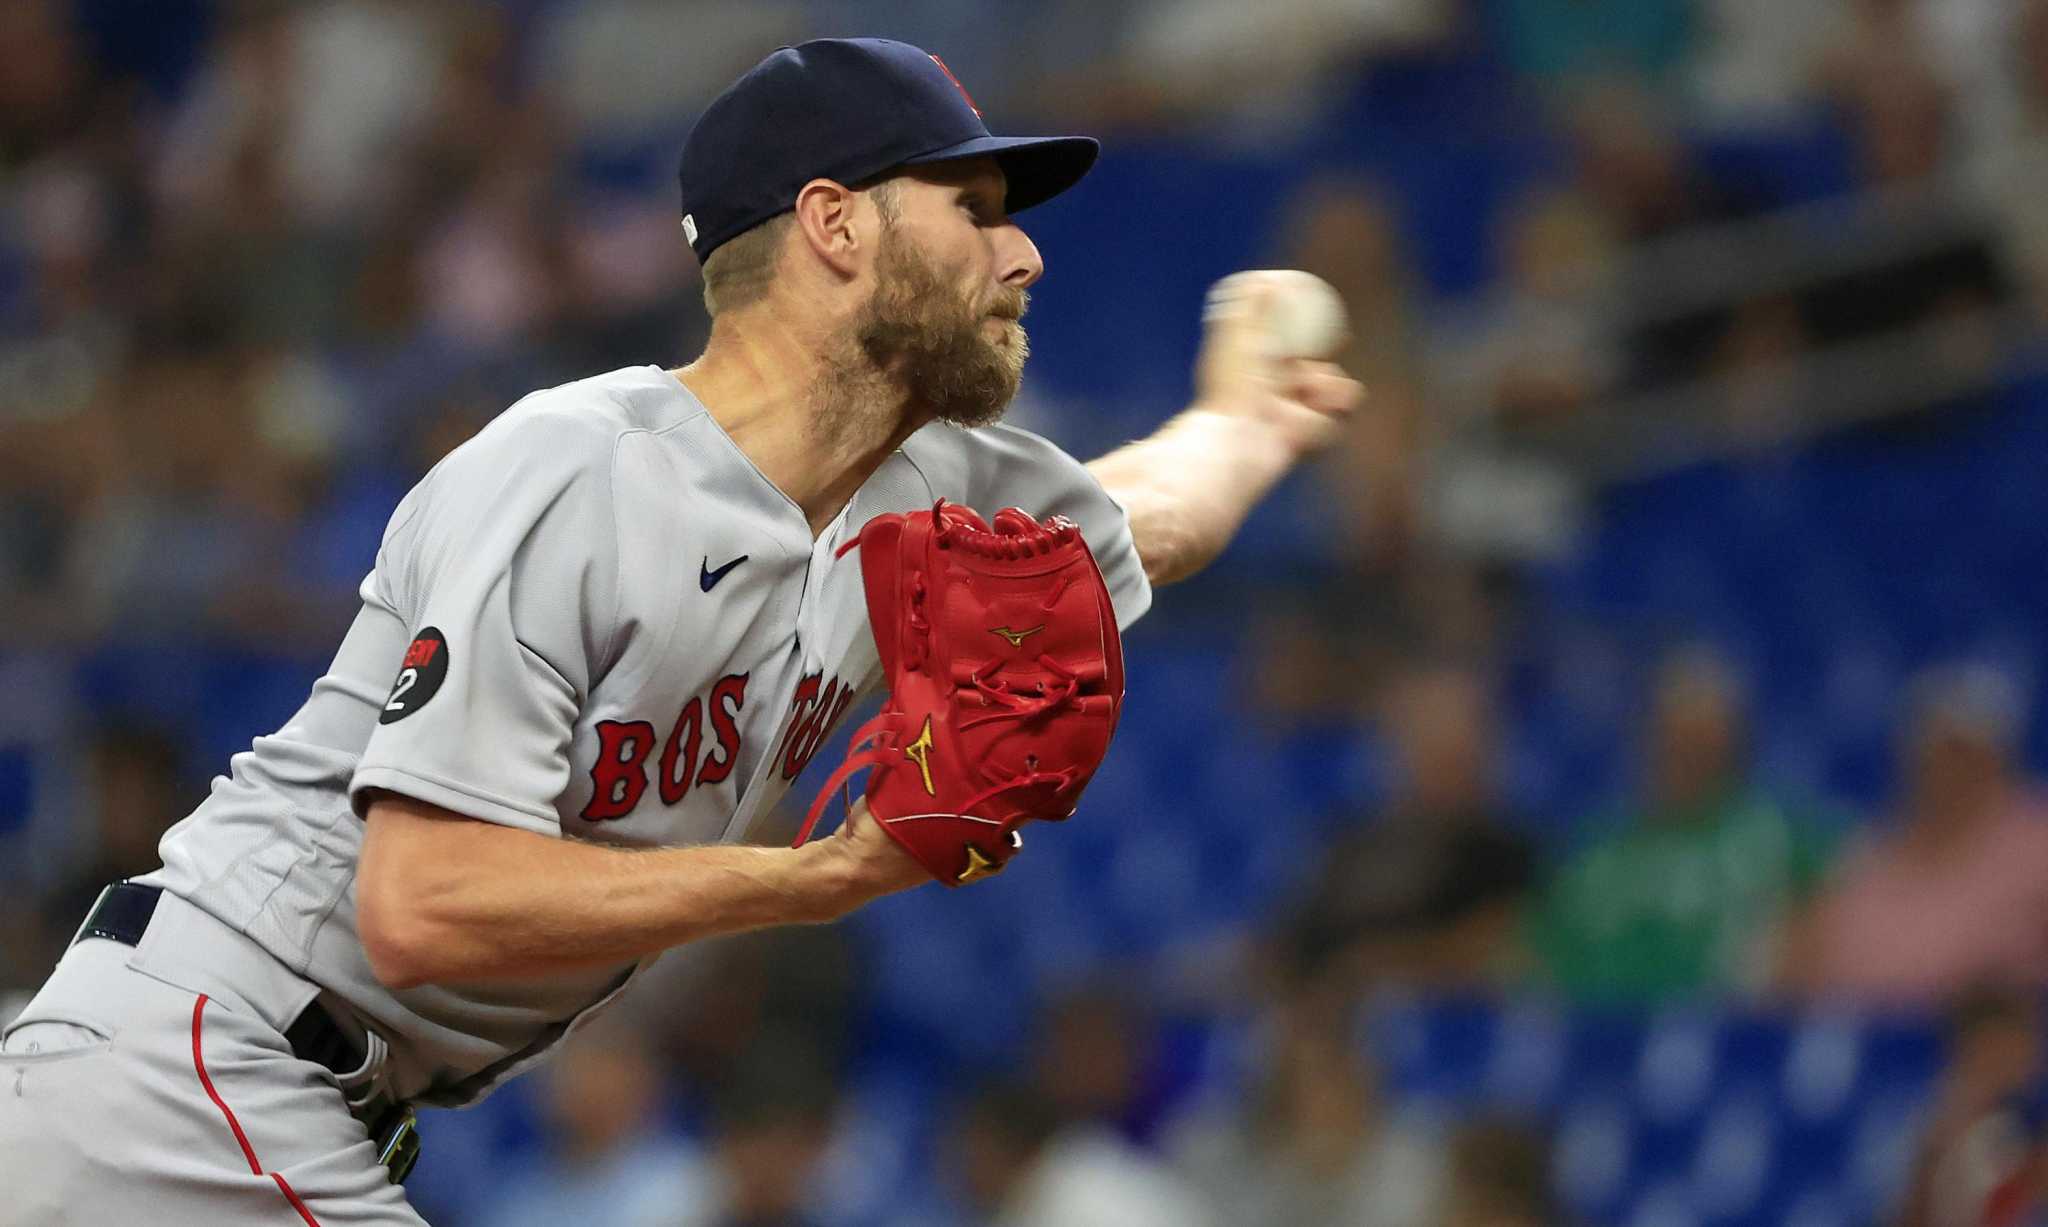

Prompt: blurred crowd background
[7,0,2048,1224]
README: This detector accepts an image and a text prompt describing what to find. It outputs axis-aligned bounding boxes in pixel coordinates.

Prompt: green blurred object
[1530,788,1834,1001]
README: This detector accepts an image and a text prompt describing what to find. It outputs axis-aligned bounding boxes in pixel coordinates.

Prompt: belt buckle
[370,1105,421,1184]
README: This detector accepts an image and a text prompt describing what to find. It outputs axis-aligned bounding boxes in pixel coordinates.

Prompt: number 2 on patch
[385,668,418,712]
[379,627,448,725]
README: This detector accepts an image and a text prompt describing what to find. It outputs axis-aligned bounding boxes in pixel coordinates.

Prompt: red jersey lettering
[697,673,749,786]
[656,697,703,806]
[581,720,657,821]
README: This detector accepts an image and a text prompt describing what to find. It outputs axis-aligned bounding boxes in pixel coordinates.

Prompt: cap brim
[902,134,1100,213]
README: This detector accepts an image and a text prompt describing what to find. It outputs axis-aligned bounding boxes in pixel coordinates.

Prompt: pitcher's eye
[959,192,1000,226]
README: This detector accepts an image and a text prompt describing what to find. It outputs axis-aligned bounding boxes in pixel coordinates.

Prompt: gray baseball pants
[0,890,425,1225]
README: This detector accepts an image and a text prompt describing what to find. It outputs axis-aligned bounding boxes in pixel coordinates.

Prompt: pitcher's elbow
[358,884,435,990]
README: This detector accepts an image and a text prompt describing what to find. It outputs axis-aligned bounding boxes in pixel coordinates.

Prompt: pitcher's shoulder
[898,420,1091,490]
[427,367,701,481]
[491,365,703,443]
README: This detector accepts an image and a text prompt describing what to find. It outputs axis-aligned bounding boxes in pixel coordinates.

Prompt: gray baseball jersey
[141,364,1150,1108]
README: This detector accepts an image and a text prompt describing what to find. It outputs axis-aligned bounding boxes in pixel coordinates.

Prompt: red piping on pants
[191,993,323,1226]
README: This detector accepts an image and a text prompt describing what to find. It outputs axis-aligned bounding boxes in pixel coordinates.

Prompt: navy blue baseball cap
[676,38,1099,263]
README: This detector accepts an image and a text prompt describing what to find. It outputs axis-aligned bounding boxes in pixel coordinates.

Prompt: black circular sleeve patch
[379,627,449,724]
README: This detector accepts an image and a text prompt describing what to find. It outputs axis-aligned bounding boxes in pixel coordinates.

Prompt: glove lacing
[792,505,1088,847]
[792,658,1086,844]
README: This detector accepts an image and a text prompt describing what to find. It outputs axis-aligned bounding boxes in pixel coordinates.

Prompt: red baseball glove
[795,501,1126,885]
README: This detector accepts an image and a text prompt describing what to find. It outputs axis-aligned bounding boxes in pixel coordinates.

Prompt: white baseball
[1204,269,1349,360]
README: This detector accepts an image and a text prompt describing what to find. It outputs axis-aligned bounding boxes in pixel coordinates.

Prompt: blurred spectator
[1563,76,1748,242]
[1433,185,1619,437]
[417,138,573,352]
[1786,666,2048,1005]
[0,404,106,642]
[1531,647,1836,1002]
[483,1020,708,1227]
[902,985,1209,1226]
[1243,546,1520,730]
[1188,698,1482,1227]
[1896,988,2048,1227]
[953,1078,1210,1227]
[1705,291,1813,452]
[0,0,99,167]
[531,0,806,140]
[1119,0,1454,127]
[60,343,351,646]
[1685,0,1845,124]
[1241,598,1377,724]
[1492,0,1692,92]
[1281,662,1538,996]
[948,1080,1056,1223]
[1284,177,1431,568]
[1816,0,1930,112]
[1969,0,2048,329]
[1834,48,1955,193]
[1439,1117,1565,1227]
[690,1034,842,1227]
[2006,1,2048,148]
[1555,79,1774,397]
[1804,42,2010,362]
[1815,0,2016,178]
[1165,994,1444,1227]
[621,926,860,1091]
[40,718,189,917]
[1032,985,1156,1139]
[3,719,187,994]
[1377,662,1517,831]
[157,1,455,230]
[1422,186,1606,565]
[1247,178,1503,722]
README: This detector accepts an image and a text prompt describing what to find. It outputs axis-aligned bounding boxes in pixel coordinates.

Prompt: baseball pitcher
[0,38,1359,1225]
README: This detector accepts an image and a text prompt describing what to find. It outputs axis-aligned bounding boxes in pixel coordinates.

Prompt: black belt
[73,882,367,1078]
[73,882,420,1182]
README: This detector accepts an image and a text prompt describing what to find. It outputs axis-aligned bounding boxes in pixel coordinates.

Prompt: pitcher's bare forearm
[356,792,920,988]
[1088,408,1301,585]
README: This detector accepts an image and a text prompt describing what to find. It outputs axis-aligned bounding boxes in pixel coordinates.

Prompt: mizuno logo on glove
[903,717,937,795]
[957,845,1002,883]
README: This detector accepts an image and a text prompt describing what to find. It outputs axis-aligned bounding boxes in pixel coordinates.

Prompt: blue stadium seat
[1347,996,1944,1227]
